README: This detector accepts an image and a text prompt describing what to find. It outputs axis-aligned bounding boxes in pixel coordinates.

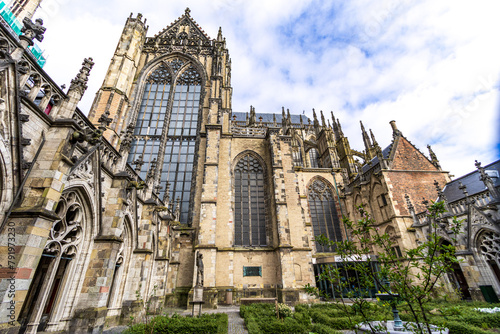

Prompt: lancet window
[127,60,202,224]
[234,154,267,246]
[308,179,343,252]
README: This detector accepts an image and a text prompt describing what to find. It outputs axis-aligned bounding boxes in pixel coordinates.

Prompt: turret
[88,13,148,148]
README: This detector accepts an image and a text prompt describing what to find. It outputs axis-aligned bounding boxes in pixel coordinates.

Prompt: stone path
[103,305,248,334]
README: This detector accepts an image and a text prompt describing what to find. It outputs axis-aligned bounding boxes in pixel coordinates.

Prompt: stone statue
[196,252,204,287]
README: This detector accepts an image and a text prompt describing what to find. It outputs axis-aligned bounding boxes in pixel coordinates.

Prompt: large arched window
[127,59,202,224]
[308,179,343,252]
[234,154,267,246]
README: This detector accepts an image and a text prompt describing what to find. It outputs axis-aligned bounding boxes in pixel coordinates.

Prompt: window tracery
[146,63,172,84]
[176,65,202,85]
[308,179,342,252]
[128,60,202,224]
[479,230,500,263]
[234,154,267,246]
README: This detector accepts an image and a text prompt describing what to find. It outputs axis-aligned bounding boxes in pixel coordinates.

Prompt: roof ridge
[153,10,211,40]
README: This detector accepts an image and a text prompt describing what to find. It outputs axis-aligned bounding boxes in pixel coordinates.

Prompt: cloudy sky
[27,0,500,177]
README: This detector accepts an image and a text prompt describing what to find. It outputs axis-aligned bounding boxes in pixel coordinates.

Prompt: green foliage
[305,202,465,334]
[123,313,228,334]
[277,302,293,319]
[309,323,340,334]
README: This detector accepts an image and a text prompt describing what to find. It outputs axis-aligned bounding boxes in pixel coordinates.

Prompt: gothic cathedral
[0,4,499,334]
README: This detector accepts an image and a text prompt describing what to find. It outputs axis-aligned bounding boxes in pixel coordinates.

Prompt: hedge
[123,313,228,334]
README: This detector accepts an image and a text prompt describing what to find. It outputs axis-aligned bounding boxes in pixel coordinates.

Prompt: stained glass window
[234,154,267,246]
[308,179,343,252]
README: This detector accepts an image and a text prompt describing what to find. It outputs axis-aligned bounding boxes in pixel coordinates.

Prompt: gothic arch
[20,188,95,332]
[232,151,269,247]
[107,215,134,317]
[306,177,343,252]
[127,52,208,128]
[0,140,14,229]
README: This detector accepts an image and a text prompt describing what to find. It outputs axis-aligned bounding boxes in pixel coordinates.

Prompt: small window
[377,194,388,207]
[243,266,262,277]
[391,246,402,258]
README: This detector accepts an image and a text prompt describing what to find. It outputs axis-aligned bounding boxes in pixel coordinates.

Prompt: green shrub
[293,311,311,327]
[124,313,227,334]
[310,311,362,330]
[258,317,307,334]
[310,322,339,334]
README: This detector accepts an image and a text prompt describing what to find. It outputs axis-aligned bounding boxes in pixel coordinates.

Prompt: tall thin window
[234,154,267,246]
[309,148,319,168]
[308,179,342,252]
[128,60,202,224]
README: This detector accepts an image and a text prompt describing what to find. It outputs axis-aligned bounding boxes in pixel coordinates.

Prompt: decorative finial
[97,109,112,132]
[185,7,191,16]
[475,160,500,200]
[21,17,46,43]
[133,154,145,172]
[427,145,441,169]
[69,57,94,98]
[458,181,468,198]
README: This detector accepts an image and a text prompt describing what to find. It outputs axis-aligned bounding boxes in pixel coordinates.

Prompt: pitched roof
[153,8,211,41]
[442,160,500,203]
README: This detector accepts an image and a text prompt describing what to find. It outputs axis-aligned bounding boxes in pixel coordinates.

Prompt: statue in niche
[196,252,204,287]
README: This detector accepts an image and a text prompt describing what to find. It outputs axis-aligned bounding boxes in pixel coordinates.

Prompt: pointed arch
[19,188,95,332]
[106,215,134,317]
[233,151,268,246]
[127,53,207,224]
[307,177,343,252]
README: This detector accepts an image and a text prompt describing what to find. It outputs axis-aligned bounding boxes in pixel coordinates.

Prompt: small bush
[310,322,340,334]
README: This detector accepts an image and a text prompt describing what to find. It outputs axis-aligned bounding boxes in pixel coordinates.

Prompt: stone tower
[8,0,42,22]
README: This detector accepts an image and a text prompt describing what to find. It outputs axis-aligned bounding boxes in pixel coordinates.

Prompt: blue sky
[27,0,500,177]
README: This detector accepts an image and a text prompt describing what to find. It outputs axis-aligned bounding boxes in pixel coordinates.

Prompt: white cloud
[28,0,499,177]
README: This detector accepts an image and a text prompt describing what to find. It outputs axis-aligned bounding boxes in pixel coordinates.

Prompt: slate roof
[232,112,309,125]
[360,144,392,174]
[442,160,500,203]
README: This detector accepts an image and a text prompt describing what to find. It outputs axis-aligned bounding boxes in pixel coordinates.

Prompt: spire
[249,105,256,126]
[299,115,304,127]
[336,118,344,137]
[281,107,286,128]
[69,57,94,98]
[360,121,372,153]
[217,26,223,42]
[286,109,291,126]
[475,160,500,201]
[320,110,326,128]
[369,129,379,148]
[312,108,320,131]
[427,145,441,170]
[331,112,340,140]
[405,194,419,226]
[272,114,277,127]
[55,57,94,119]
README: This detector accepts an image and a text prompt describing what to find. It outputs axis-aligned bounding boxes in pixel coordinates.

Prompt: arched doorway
[19,191,88,333]
[441,240,471,300]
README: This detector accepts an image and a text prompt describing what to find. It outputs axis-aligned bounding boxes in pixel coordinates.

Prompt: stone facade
[0,3,499,334]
